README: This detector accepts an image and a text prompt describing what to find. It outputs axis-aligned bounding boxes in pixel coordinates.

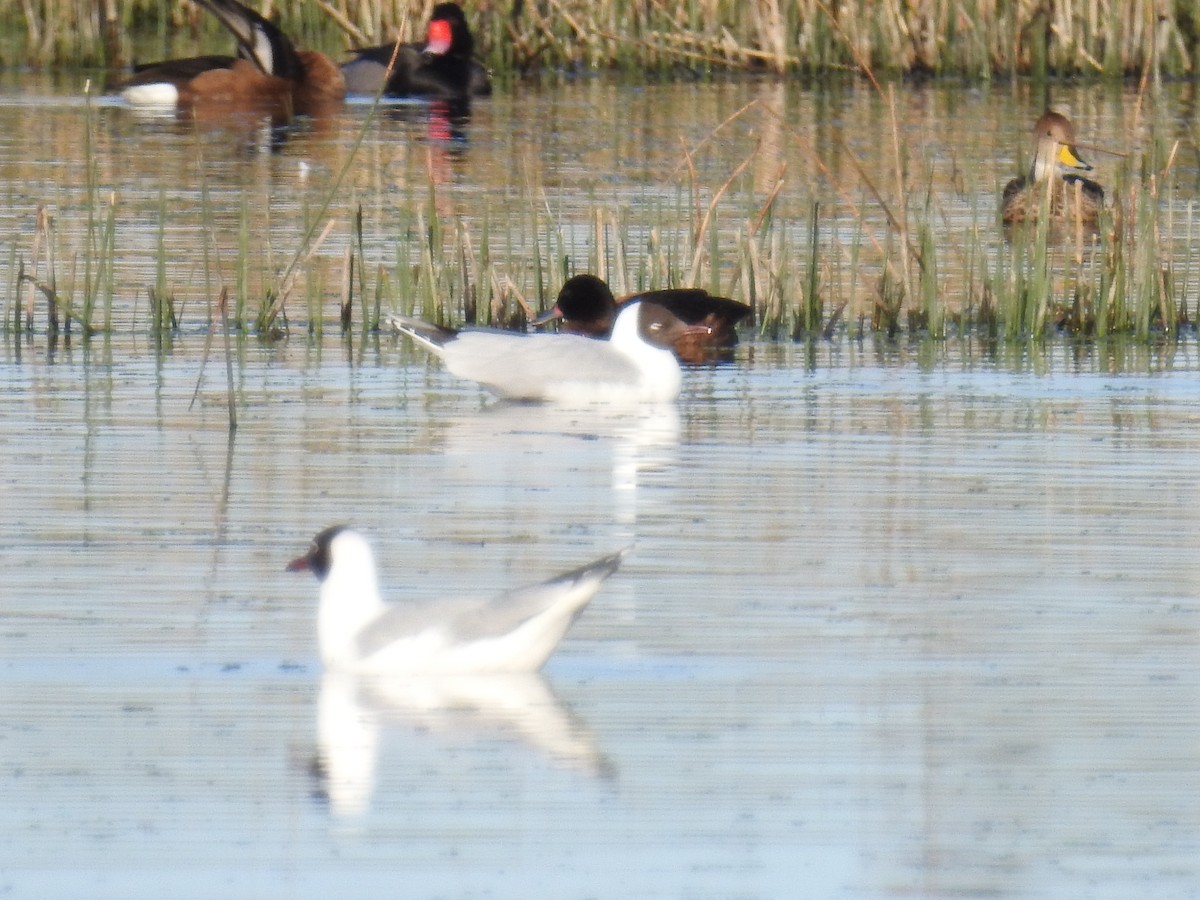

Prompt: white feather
[389,301,683,404]
[306,529,627,675]
[120,83,180,106]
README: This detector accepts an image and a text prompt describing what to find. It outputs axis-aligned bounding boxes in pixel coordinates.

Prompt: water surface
[1,74,1199,898]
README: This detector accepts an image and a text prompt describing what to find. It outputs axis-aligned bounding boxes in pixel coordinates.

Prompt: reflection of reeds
[150,187,177,344]
[0,105,1192,349]
[11,0,1196,77]
[80,84,117,336]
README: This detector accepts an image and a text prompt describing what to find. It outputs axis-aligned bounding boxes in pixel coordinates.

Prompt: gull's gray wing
[354,550,628,658]
[354,594,481,659]
[442,332,639,399]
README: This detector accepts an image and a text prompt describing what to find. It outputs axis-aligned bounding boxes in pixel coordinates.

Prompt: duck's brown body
[117,0,344,119]
[173,51,345,118]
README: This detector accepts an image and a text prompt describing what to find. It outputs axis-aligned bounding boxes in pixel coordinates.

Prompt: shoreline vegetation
[8,95,1192,353]
[0,1,1197,351]
[5,0,1199,79]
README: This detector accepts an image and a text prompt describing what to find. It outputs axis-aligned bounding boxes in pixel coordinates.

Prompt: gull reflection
[434,400,681,532]
[314,670,610,818]
[607,403,680,527]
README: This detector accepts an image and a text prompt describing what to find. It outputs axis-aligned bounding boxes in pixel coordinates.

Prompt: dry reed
[5,0,1198,78]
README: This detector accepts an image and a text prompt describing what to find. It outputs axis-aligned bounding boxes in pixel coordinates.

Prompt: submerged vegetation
[4,0,1200,78]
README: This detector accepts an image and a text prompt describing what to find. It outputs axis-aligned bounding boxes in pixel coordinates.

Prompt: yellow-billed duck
[1001,111,1104,233]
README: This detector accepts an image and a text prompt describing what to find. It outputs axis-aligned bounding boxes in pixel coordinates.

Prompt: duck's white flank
[120,82,181,106]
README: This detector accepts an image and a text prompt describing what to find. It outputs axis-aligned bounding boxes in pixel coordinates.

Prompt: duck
[534,274,752,364]
[341,2,491,100]
[388,298,710,404]
[1001,111,1104,233]
[287,526,627,674]
[117,0,344,119]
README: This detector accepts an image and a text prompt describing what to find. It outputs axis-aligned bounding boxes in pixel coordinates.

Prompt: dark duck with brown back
[117,0,345,119]
[535,275,752,365]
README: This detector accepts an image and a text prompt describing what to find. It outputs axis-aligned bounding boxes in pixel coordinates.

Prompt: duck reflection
[116,99,332,156]
[378,97,474,168]
[313,670,610,817]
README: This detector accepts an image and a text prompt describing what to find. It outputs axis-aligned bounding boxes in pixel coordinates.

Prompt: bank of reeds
[2,144,1194,350]
[5,0,1199,79]
[0,97,1193,349]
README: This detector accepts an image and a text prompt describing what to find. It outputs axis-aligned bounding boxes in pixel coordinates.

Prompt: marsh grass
[0,84,1194,355]
[149,186,178,343]
[15,206,59,336]
[78,84,118,336]
[361,114,1189,350]
[6,0,1198,80]
[1,159,1193,353]
[11,96,119,343]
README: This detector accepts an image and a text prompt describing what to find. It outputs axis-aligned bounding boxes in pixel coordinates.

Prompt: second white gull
[288,526,627,675]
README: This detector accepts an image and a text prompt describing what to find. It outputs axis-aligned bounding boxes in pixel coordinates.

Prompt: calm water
[1,74,1199,898]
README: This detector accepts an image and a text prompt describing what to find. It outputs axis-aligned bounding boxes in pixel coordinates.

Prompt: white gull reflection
[436,400,681,532]
[607,404,680,526]
[315,670,610,818]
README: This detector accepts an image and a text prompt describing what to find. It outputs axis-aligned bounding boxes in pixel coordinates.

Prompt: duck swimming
[117,0,345,119]
[341,2,491,100]
[533,274,751,365]
[1001,111,1104,233]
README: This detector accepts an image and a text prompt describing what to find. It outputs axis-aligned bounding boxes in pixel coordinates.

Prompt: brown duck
[1001,111,1104,233]
[533,274,751,365]
[117,0,345,120]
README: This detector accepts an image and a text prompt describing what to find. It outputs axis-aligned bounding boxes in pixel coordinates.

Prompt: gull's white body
[389,300,690,404]
[297,528,626,675]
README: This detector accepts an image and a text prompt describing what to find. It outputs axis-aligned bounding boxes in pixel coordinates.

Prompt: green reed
[149,186,177,344]
[80,83,117,337]
[794,201,821,337]
[195,144,218,330]
[306,192,327,337]
[235,191,251,329]
[342,202,363,337]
